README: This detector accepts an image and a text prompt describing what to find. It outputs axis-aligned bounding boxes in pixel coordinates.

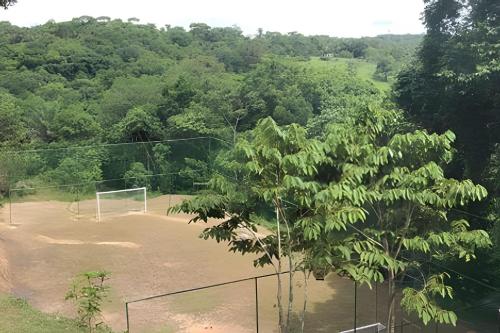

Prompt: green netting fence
[1,137,231,224]
[124,273,499,333]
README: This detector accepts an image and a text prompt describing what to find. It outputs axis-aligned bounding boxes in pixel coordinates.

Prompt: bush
[65,271,111,333]
[123,162,152,189]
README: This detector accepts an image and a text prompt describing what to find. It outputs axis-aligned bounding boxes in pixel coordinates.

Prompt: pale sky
[0,0,426,37]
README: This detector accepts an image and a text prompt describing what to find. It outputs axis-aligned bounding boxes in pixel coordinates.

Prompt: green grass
[0,294,113,333]
[9,188,94,203]
[306,57,392,92]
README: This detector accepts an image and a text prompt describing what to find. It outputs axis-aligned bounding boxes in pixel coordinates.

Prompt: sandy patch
[0,223,18,232]
[0,242,11,292]
[162,262,180,268]
[36,235,140,248]
[172,313,254,333]
[95,241,140,249]
[36,235,84,245]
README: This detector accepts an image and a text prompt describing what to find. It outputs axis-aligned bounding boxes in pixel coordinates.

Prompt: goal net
[96,187,147,221]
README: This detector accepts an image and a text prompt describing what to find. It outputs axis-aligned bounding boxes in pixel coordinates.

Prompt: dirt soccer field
[0,195,388,333]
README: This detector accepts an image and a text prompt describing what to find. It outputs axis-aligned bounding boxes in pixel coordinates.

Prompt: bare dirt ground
[0,241,11,293]
[0,195,385,333]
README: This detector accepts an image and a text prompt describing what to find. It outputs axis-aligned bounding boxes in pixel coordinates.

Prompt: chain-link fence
[0,137,227,189]
[124,272,383,333]
[124,271,499,333]
[6,172,214,224]
[1,138,498,332]
[0,137,230,224]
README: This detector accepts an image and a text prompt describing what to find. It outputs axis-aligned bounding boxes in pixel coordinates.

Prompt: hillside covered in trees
[0,17,421,195]
[0,17,420,149]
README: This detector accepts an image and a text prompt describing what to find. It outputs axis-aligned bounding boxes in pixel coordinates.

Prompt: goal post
[96,187,147,221]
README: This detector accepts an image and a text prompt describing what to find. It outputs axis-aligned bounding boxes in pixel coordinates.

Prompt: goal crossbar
[96,187,147,222]
[96,187,147,195]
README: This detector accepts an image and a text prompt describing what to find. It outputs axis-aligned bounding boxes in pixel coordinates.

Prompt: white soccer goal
[96,187,147,221]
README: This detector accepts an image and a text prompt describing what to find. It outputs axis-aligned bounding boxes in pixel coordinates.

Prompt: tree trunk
[300,270,309,333]
[275,206,285,333]
[286,226,294,331]
[386,272,396,333]
[277,273,285,333]
[286,266,293,331]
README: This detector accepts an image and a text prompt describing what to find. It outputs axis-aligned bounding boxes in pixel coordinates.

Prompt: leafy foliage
[395,0,500,183]
[394,0,500,308]
[0,0,15,9]
[173,117,368,333]
[65,271,111,333]
[174,107,491,331]
[0,17,415,198]
[44,149,103,189]
[124,162,152,188]
[322,107,491,330]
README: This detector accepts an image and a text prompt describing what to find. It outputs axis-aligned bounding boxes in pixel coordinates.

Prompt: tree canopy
[174,108,491,332]
[0,0,16,9]
[394,0,500,303]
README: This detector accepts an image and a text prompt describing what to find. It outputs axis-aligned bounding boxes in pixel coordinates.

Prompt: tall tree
[395,0,500,183]
[394,0,500,303]
[0,0,15,9]
[174,110,491,332]
[0,91,27,146]
[173,117,366,333]
[327,107,491,331]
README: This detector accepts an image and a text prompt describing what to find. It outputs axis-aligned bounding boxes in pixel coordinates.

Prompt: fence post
[497,308,499,333]
[354,280,357,332]
[94,181,99,221]
[208,137,212,162]
[123,271,289,333]
[126,302,130,333]
[375,283,378,323]
[255,277,259,333]
[8,187,12,225]
[76,185,80,221]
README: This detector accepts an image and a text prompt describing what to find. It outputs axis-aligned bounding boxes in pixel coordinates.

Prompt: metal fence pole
[497,308,500,333]
[124,271,290,332]
[208,137,212,164]
[76,185,80,221]
[126,302,130,333]
[255,277,259,333]
[8,187,12,224]
[375,283,378,323]
[354,281,357,332]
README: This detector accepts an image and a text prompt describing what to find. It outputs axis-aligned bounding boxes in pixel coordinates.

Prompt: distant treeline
[0,17,421,74]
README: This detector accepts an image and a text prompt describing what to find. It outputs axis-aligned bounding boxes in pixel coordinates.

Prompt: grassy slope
[306,57,391,91]
[0,295,110,333]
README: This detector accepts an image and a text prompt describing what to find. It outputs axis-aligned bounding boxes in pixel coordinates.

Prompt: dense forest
[0,16,421,194]
[0,0,499,331]
[0,16,421,146]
